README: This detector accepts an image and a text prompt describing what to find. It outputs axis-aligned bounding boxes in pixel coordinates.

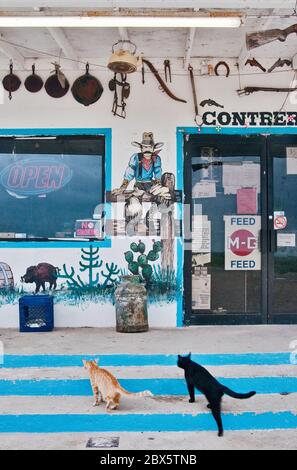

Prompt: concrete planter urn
[115,275,148,333]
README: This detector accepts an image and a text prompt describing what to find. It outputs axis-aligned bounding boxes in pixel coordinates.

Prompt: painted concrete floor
[0,326,297,450]
[1,324,297,354]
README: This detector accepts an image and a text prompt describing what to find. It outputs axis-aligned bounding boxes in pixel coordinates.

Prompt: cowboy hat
[131,132,164,151]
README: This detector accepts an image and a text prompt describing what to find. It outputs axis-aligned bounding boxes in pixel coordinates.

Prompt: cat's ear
[82,360,87,367]
[188,352,192,358]
[94,358,99,364]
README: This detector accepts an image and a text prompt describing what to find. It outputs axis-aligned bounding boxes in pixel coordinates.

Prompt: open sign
[0,156,73,197]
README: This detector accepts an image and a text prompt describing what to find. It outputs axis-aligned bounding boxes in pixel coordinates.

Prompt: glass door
[268,135,297,323]
[184,134,267,325]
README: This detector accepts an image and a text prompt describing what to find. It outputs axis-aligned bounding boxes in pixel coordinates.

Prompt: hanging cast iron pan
[71,63,103,106]
[24,64,43,93]
[44,66,69,98]
[2,62,21,100]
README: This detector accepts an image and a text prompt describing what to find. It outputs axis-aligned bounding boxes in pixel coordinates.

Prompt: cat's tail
[222,386,256,399]
[117,385,153,398]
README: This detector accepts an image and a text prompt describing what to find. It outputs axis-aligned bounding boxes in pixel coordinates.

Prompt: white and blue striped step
[0,353,296,435]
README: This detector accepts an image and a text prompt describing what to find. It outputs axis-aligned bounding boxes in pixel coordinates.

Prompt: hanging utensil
[121,74,130,99]
[71,63,104,106]
[108,40,141,74]
[111,72,130,118]
[188,65,203,127]
[45,63,69,98]
[24,64,43,93]
[142,58,186,103]
[164,60,172,83]
[2,62,21,100]
[108,76,116,91]
[51,62,66,88]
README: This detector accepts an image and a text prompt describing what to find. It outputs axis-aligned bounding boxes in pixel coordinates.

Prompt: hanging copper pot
[45,63,69,98]
[71,63,103,106]
[2,62,21,100]
[24,64,43,93]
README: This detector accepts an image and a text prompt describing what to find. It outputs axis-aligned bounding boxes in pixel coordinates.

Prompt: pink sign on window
[236,188,257,215]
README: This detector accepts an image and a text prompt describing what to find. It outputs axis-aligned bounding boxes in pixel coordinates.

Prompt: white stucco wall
[0,58,295,327]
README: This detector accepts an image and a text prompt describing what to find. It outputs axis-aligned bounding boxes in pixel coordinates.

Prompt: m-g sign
[224,216,261,270]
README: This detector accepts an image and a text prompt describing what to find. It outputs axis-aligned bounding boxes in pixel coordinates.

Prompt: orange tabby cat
[83,359,153,411]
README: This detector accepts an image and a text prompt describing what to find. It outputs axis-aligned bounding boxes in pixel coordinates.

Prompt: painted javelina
[21,263,60,293]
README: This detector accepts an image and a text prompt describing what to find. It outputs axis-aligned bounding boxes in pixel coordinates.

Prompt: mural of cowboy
[112,132,174,230]
[114,132,168,194]
[112,132,176,269]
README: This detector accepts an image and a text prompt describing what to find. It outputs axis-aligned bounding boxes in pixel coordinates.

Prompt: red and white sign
[224,215,261,270]
[273,212,287,230]
[74,219,103,238]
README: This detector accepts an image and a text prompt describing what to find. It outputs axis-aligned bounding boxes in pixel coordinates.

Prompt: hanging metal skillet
[45,63,69,98]
[2,62,21,100]
[24,64,43,93]
[71,63,103,106]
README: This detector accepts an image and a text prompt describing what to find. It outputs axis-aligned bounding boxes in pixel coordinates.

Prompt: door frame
[266,135,297,324]
[176,126,297,326]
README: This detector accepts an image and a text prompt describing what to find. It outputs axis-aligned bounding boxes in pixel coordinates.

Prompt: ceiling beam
[0,1,295,8]
[184,27,196,70]
[0,34,26,69]
[47,27,78,68]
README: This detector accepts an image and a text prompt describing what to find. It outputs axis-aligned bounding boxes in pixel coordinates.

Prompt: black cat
[177,353,256,436]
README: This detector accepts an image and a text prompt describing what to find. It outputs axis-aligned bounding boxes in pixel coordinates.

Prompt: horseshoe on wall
[214,61,230,77]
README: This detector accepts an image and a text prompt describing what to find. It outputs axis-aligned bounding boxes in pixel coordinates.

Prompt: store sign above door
[0,156,73,197]
[202,111,297,127]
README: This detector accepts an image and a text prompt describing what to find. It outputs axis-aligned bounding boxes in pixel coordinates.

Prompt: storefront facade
[0,64,296,328]
[181,127,297,325]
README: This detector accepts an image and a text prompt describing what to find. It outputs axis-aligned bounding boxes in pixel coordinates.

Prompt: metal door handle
[269,229,277,253]
[269,229,273,252]
[258,228,262,253]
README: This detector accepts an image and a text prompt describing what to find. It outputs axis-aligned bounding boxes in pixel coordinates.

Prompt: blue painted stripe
[0,412,297,433]
[177,126,297,135]
[0,377,296,396]
[0,239,112,249]
[1,352,293,368]
[0,128,110,136]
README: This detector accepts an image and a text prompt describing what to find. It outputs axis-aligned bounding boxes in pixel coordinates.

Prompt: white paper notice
[192,215,211,253]
[192,274,211,310]
[277,233,296,247]
[193,253,211,266]
[192,180,216,198]
[286,147,297,174]
[223,162,260,194]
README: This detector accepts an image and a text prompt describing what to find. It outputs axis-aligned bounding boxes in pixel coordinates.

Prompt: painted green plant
[58,245,120,289]
[124,239,163,282]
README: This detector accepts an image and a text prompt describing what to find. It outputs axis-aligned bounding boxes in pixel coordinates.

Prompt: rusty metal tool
[164,59,172,83]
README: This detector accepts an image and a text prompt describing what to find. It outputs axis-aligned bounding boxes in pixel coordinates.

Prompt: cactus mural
[58,245,120,290]
[0,241,178,309]
[101,262,121,288]
[124,239,163,282]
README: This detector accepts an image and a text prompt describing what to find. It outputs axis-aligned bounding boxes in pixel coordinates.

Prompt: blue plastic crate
[19,295,54,332]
